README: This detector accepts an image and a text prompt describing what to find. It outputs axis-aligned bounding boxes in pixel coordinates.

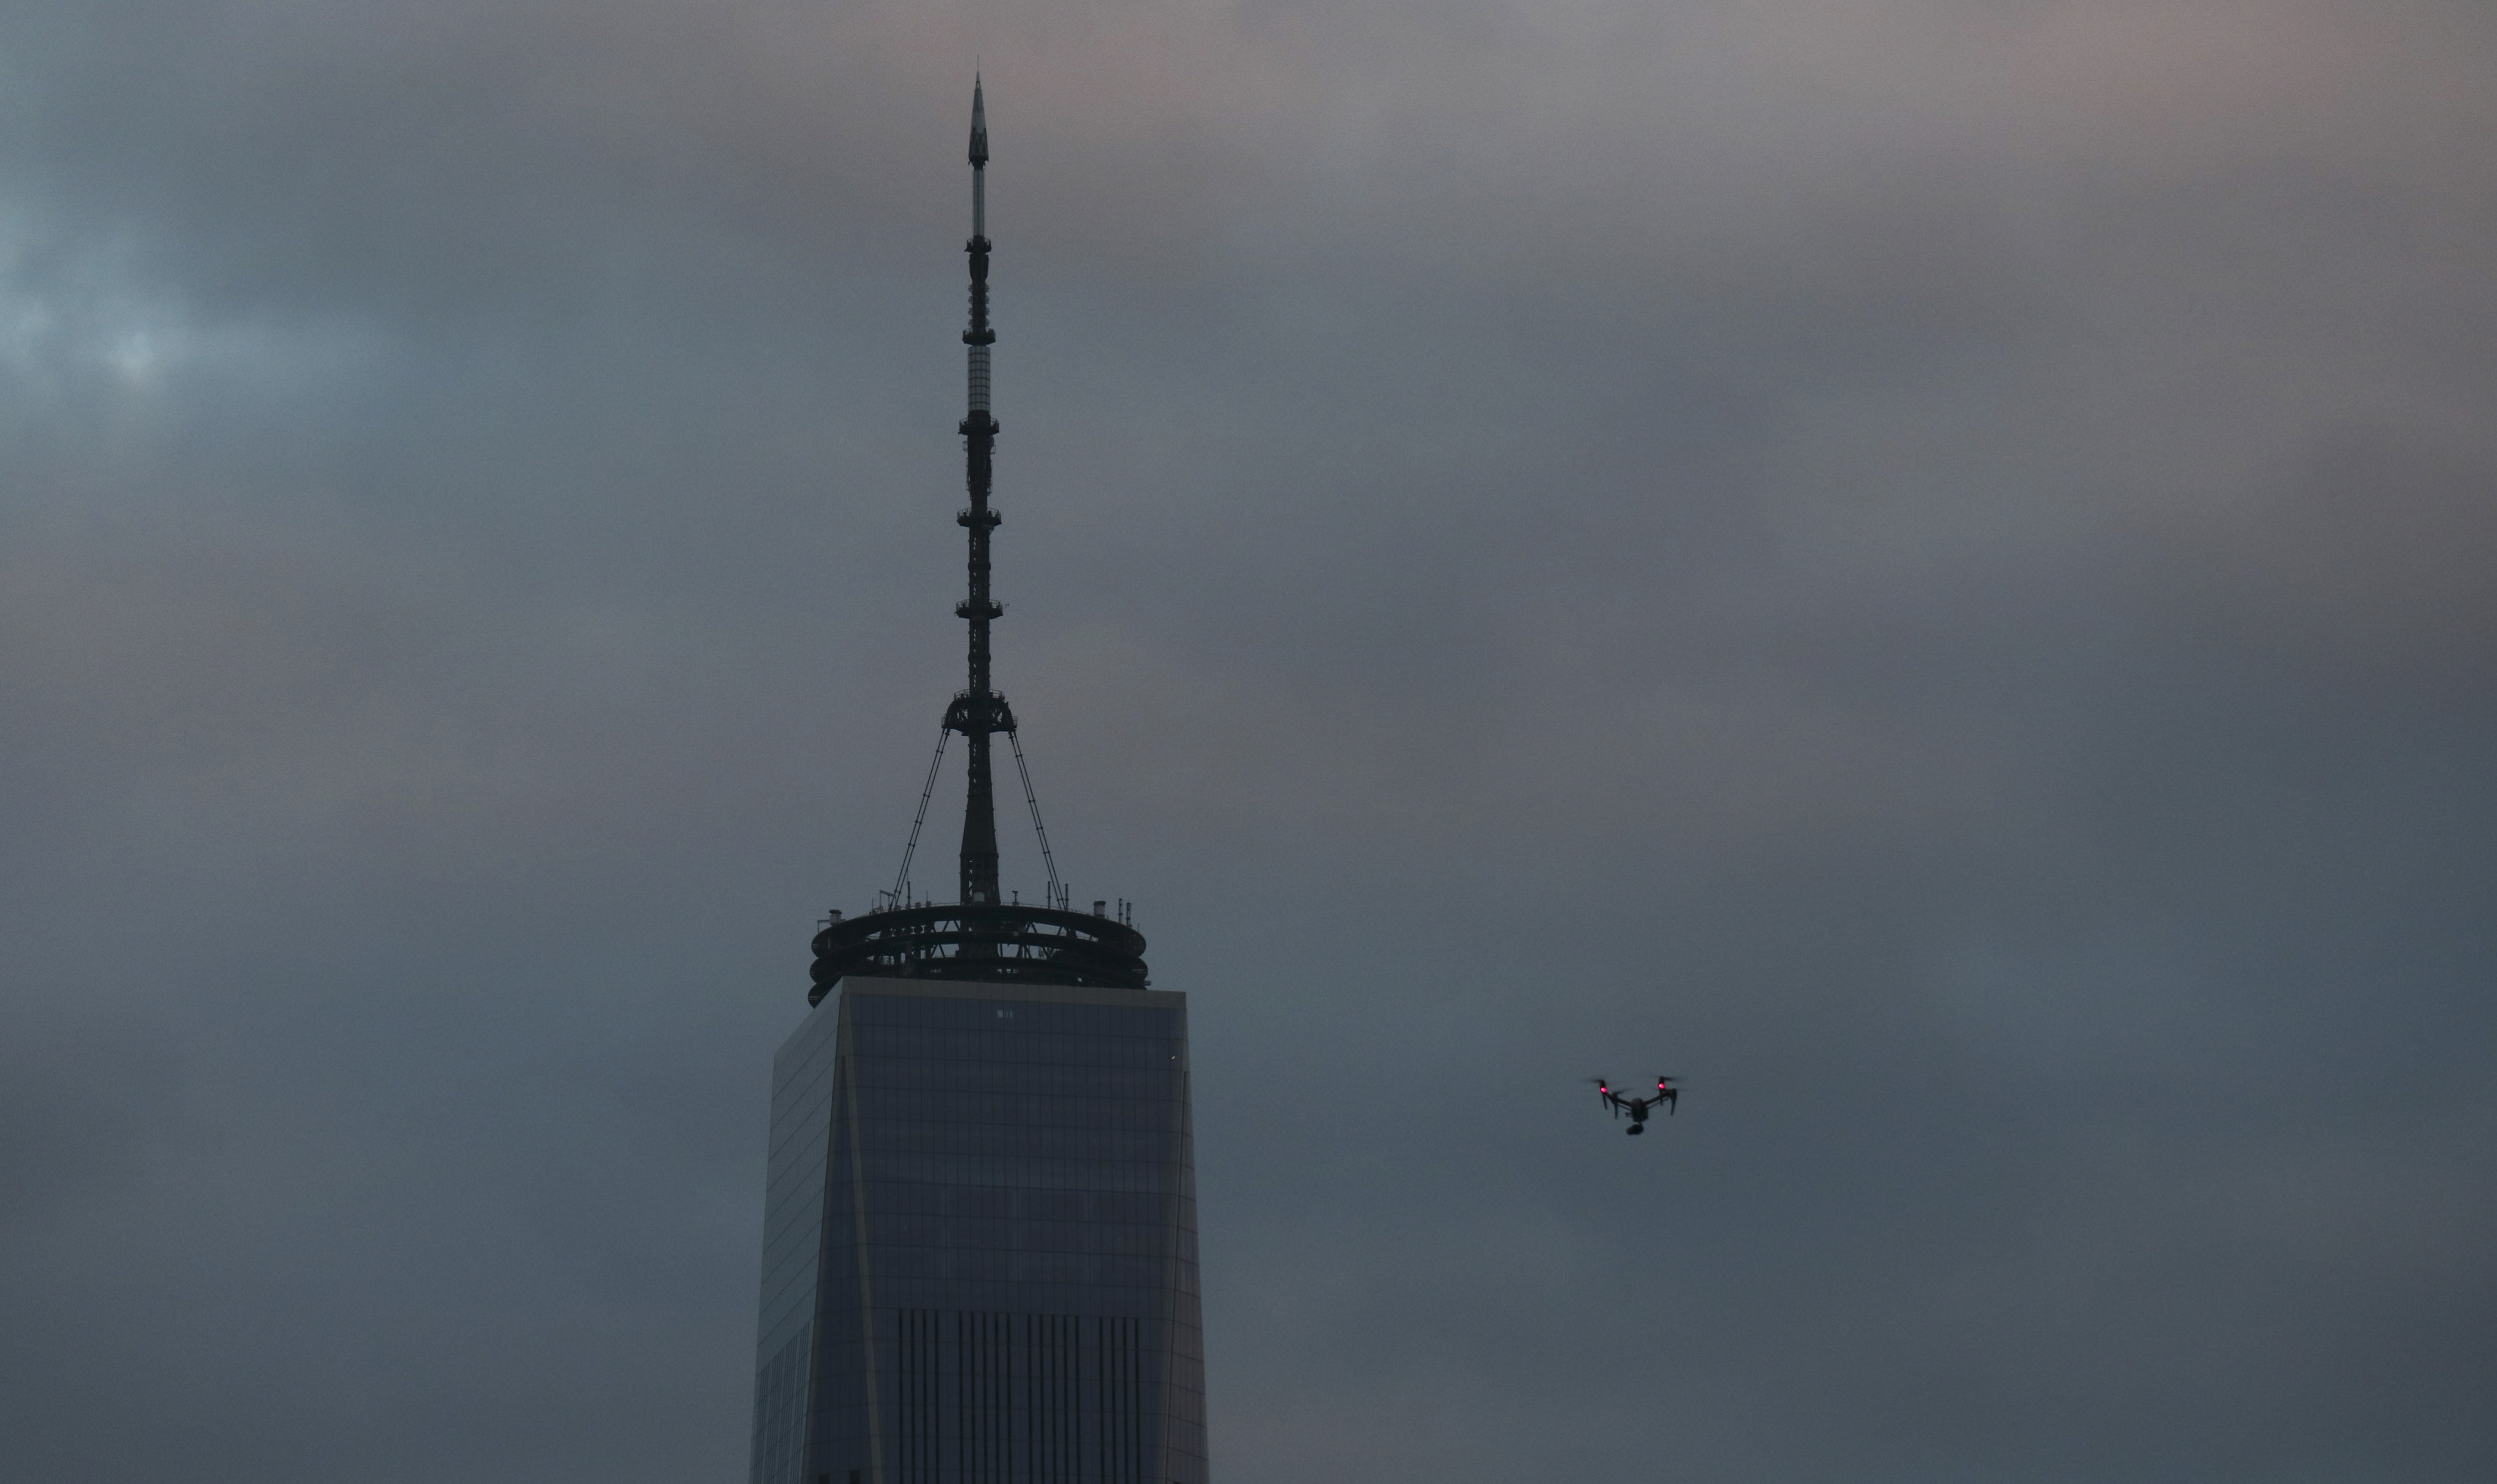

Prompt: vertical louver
[893,1309,1154,1483]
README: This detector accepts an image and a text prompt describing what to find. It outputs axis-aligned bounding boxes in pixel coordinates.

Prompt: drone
[1591,1077,1679,1134]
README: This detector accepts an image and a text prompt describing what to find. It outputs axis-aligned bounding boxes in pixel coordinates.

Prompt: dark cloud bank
[2,2,2492,1481]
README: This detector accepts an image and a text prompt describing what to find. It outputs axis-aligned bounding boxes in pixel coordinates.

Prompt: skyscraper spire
[946,74,1007,912]
[808,78,1149,998]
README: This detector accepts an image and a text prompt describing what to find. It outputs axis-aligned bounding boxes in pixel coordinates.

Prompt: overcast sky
[2,2,2492,1480]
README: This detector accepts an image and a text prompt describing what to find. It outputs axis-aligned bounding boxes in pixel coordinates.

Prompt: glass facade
[750,977,1207,1484]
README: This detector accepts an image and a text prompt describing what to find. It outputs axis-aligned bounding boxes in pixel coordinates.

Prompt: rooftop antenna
[943,72,1009,919]
[806,79,1149,1001]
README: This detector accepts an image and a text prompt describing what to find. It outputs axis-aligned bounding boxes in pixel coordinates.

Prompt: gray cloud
[1,0,2492,1480]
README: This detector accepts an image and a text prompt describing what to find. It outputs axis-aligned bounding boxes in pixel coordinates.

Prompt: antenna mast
[805,80,1149,1001]
[943,75,1012,915]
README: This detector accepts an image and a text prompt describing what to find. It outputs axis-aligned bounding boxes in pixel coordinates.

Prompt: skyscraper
[748,82,1209,1484]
